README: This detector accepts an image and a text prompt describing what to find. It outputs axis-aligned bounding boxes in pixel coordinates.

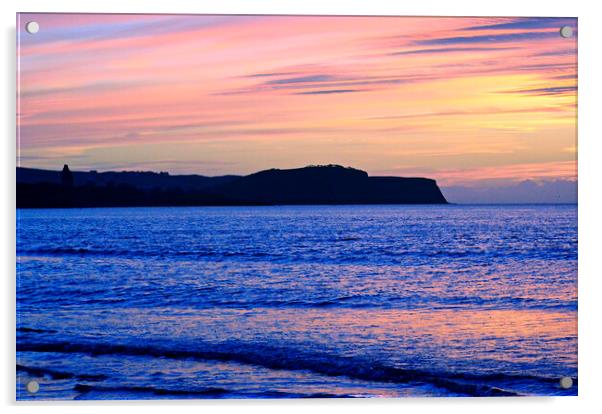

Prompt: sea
[16,205,578,399]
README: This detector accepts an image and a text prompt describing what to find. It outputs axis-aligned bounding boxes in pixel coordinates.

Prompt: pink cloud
[17,15,577,183]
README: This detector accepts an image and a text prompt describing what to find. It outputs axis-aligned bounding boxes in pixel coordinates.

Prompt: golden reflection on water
[129,305,578,367]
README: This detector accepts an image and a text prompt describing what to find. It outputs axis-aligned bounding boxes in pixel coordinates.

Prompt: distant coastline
[17,164,448,208]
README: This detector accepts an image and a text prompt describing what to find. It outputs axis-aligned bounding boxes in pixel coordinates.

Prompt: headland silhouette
[17,164,448,208]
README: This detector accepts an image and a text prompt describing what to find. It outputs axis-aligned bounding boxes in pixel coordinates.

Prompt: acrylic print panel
[16,13,577,400]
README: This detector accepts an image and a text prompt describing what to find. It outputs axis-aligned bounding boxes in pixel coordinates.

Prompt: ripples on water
[16,205,577,399]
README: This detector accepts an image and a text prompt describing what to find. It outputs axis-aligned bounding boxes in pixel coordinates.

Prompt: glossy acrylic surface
[17,13,577,400]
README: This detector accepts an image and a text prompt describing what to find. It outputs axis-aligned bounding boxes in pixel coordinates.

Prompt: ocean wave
[16,290,577,312]
[16,247,274,260]
[16,339,562,396]
[16,244,576,263]
[17,327,57,334]
[73,383,231,398]
[72,383,349,399]
[17,364,108,381]
[18,247,133,257]
[208,296,576,311]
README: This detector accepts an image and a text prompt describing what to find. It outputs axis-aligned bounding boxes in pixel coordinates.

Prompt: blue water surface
[16,205,578,399]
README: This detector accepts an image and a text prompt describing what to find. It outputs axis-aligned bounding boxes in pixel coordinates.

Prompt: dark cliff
[16,165,448,208]
[215,165,447,204]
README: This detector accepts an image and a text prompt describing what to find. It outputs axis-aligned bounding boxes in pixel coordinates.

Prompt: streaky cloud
[296,89,359,95]
[550,74,577,80]
[391,46,512,55]
[219,74,408,96]
[266,75,335,85]
[416,31,558,46]
[19,15,255,47]
[502,86,577,96]
[462,17,576,32]
[366,105,569,121]
[246,72,298,78]
[532,49,577,58]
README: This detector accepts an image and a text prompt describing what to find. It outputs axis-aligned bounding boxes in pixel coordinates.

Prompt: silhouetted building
[61,164,73,187]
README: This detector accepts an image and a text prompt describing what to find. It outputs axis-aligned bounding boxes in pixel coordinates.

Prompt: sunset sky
[17,14,577,188]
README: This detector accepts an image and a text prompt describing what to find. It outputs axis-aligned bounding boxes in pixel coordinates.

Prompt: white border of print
[2,1,601,414]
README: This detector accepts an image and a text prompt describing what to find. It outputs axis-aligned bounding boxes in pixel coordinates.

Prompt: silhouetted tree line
[16,182,264,208]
